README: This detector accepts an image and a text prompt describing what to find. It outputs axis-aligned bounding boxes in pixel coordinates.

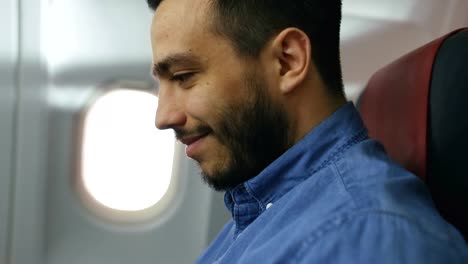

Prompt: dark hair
[147,0,344,96]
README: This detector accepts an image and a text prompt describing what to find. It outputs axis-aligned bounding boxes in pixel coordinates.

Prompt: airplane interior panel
[0,0,18,261]
[1,0,467,263]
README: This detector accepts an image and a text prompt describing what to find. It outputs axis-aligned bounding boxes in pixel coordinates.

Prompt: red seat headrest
[359,28,468,241]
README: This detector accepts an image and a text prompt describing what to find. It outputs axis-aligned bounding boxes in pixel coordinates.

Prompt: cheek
[185,80,237,121]
[184,89,218,121]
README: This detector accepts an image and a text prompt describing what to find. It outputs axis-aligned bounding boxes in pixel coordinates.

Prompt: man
[147,0,467,263]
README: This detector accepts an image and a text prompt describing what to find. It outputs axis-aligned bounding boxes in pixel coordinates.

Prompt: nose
[155,86,187,130]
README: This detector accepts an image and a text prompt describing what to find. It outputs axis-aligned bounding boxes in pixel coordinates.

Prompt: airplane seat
[358,28,468,241]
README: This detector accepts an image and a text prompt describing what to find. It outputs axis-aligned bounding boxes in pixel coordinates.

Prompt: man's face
[151,0,290,190]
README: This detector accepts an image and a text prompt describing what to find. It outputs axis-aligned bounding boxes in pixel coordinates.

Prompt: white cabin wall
[9,0,50,263]
[0,0,466,263]
[445,0,468,32]
[341,0,468,102]
[0,0,18,263]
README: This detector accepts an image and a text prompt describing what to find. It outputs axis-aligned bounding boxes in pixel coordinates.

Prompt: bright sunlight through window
[81,89,174,212]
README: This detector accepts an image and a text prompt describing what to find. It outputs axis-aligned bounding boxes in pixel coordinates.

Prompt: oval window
[81,89,174,212]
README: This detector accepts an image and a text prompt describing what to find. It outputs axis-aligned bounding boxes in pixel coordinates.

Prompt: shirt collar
[224,102,368,234]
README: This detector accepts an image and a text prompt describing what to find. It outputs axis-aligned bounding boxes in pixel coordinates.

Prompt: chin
[198,161,225,181]
[198,160,236,191]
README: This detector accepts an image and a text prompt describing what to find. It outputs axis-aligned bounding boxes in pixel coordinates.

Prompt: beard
[198,71,291,191]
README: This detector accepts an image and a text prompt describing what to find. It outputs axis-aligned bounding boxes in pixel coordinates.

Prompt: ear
[271,28,311,94]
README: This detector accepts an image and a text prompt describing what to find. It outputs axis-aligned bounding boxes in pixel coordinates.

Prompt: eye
[170,72,195,83]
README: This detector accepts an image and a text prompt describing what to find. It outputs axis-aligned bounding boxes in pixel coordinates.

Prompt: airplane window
[81,89,174,212]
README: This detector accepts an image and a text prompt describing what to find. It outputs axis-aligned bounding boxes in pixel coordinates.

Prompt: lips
[180,135,205,146]
[180,132,210,158]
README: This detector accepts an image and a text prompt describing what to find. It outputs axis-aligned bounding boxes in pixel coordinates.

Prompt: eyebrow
[152,53,201,78]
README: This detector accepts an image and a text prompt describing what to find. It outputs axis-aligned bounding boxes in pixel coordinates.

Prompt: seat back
[359,28,468,241]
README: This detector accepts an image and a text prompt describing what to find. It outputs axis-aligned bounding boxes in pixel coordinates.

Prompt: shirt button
[266,203,273,209]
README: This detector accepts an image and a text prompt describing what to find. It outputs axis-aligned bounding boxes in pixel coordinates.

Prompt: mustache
[174,126,213,141]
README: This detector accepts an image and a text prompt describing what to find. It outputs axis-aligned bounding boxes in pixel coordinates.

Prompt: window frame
[73,80,183,225]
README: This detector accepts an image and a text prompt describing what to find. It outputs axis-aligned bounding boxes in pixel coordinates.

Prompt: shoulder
[331,139,435,215]
[288,139,467,263]
[292,209,467,264]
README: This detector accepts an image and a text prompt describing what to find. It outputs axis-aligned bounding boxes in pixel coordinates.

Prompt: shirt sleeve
[293,211,467,264]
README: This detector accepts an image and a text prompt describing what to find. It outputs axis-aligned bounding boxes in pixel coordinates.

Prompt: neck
[286,79,347,145]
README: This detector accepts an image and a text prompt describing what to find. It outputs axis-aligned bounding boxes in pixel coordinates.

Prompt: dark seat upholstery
[358,28,468,241]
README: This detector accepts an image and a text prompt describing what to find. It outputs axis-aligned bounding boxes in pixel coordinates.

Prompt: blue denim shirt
[197,103,467,264]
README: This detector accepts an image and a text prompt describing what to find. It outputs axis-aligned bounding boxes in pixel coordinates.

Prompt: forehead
[151,0,214,61]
